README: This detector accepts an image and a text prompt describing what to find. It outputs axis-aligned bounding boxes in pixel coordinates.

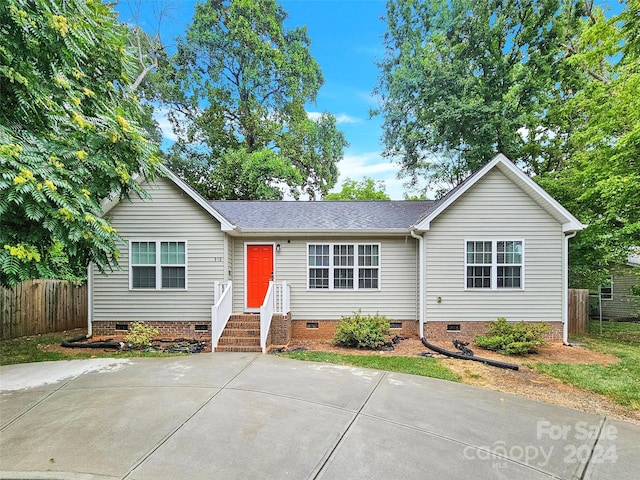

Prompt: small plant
[475,317,550,355]
[334,309,391,349]
[125,321,159,349]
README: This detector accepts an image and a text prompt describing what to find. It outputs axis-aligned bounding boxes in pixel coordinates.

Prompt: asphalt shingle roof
[208,200,435,231]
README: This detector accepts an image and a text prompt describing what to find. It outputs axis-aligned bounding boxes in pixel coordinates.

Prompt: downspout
[410,229,424,339]
[87,263,93,337]
[563,231,578,345]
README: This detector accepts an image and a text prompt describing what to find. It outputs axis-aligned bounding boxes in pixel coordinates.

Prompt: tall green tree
[375,0,581,195]
[536,0,640,287]
[162,0,347,200]
[325,177,390,200]
[0,0,160,286]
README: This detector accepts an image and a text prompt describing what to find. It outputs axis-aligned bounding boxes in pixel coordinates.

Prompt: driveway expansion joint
[120,355,258,480]
[309,371,388,480]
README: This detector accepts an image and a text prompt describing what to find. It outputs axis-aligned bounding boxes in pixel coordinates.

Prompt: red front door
[246,245,274,309]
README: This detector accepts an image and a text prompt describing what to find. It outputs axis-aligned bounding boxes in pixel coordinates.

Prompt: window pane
[497,266,521,288]
[309,245,329,267]
[358,268,378,289]
[334,268,354,289]
[309,268,329,289]
[162,266,185,289]
[467,241,491,264]
[467,266,491,288]
[132,266,156,288]
[358,244,379,267]
[132,242,155,264]
[497,241,522,264]
[161,242,185,265]
[600,282,613,300]
[333,245,354,266]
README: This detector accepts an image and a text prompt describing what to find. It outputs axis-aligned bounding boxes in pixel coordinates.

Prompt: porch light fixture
[276,243,281,252]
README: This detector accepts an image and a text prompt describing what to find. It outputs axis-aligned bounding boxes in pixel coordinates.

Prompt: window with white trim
[130,241,186,290]
[465,240,523,289]
[308,243,379,290]
[600,279,613,300]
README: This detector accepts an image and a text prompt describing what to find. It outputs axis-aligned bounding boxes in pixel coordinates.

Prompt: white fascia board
[495,157,586,232]
[229,228,411,237]
[414,153,586,232]
[413,154,505,231]
[100,165,237,232]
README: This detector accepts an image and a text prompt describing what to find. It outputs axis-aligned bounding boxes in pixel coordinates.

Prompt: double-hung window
[130,241,187,290]
[308,243,380,290]
[600,279,613,300]
[465,240,523,290]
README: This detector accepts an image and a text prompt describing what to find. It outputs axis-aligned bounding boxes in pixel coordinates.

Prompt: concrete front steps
[215,314,262,352]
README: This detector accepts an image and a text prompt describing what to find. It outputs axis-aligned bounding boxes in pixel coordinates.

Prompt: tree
[0,0,160,287]
[162,0,347,200]
[535,0,640,287]
[375,0,582,192]
[325,177,390,200]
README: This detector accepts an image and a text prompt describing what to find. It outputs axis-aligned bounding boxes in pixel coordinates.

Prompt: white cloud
[153,107,178,142]
[332,150,406,199]
[307,111,360,124]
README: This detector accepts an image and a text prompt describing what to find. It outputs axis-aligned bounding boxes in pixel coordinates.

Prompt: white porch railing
[213,280,229,305]
[274,281,290,316]
[260,281,290,353]
[211,281,233,348]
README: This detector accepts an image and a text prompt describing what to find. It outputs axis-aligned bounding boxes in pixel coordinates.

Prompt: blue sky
[117,0,624,200]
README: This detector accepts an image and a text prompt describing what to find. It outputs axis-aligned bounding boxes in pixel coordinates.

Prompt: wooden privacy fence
[0,280,87,340]
[569,288,589,335]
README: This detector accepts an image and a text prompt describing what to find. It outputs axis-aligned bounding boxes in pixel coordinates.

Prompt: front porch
[212,281,291,353]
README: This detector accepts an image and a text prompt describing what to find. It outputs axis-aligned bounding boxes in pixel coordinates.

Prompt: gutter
[410,229,425,338]
[563,231,578,345]
[87,263,93,337]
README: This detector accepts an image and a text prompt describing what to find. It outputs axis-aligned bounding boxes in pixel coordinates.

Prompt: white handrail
[211,281,233,348]
[274,281,290,314]
[259,281,275,353]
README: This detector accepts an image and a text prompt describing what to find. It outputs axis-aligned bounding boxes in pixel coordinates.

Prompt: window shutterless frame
[599,278,613,300]
[129,240,188,290]
[464,239,524,290]
[306,242,381,291]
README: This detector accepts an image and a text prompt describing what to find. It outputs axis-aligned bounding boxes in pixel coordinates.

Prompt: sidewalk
[1,353,638,479]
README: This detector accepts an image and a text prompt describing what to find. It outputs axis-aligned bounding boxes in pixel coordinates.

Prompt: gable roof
[100,166,235,232]
[209,200,434,233]
[100,155,584,236]
[413,154,586,233]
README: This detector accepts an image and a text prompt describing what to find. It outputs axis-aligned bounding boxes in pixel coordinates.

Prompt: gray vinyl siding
[424,168,564,323]
[601,267,640,319]
[231,236,419,320]
[92,177,224,321]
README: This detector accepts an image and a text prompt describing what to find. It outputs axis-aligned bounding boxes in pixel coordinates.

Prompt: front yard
[1,320,638,424]
[282,320,640,425]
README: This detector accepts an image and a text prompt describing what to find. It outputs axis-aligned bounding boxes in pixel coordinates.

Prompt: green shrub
[334,309,391,349]
[475,317,550,355]
[125,321,159,349]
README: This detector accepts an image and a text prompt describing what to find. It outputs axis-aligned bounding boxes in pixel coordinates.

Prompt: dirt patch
[39,329,209,354]
[286,337,639,425]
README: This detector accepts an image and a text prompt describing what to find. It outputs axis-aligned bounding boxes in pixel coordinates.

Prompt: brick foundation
[423,321,564,342]
[92,321,212,352]
[291,319,419,341]
[267,312,292,348]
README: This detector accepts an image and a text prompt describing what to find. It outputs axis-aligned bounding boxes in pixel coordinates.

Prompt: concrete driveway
[1,353,638,479]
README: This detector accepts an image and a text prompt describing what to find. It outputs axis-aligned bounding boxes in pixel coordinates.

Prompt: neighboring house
[598,255,640,320]
[89,154,585,351]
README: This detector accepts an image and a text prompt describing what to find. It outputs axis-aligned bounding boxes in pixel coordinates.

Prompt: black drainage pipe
[421,337,519,371]
[61,335,121,349]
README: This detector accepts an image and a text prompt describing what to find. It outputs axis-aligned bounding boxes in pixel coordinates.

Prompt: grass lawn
[280,350,461,383]
[535,320,640,409]
[0,331,182,366]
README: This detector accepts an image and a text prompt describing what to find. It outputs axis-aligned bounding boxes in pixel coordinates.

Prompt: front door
[246,244,274,309]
